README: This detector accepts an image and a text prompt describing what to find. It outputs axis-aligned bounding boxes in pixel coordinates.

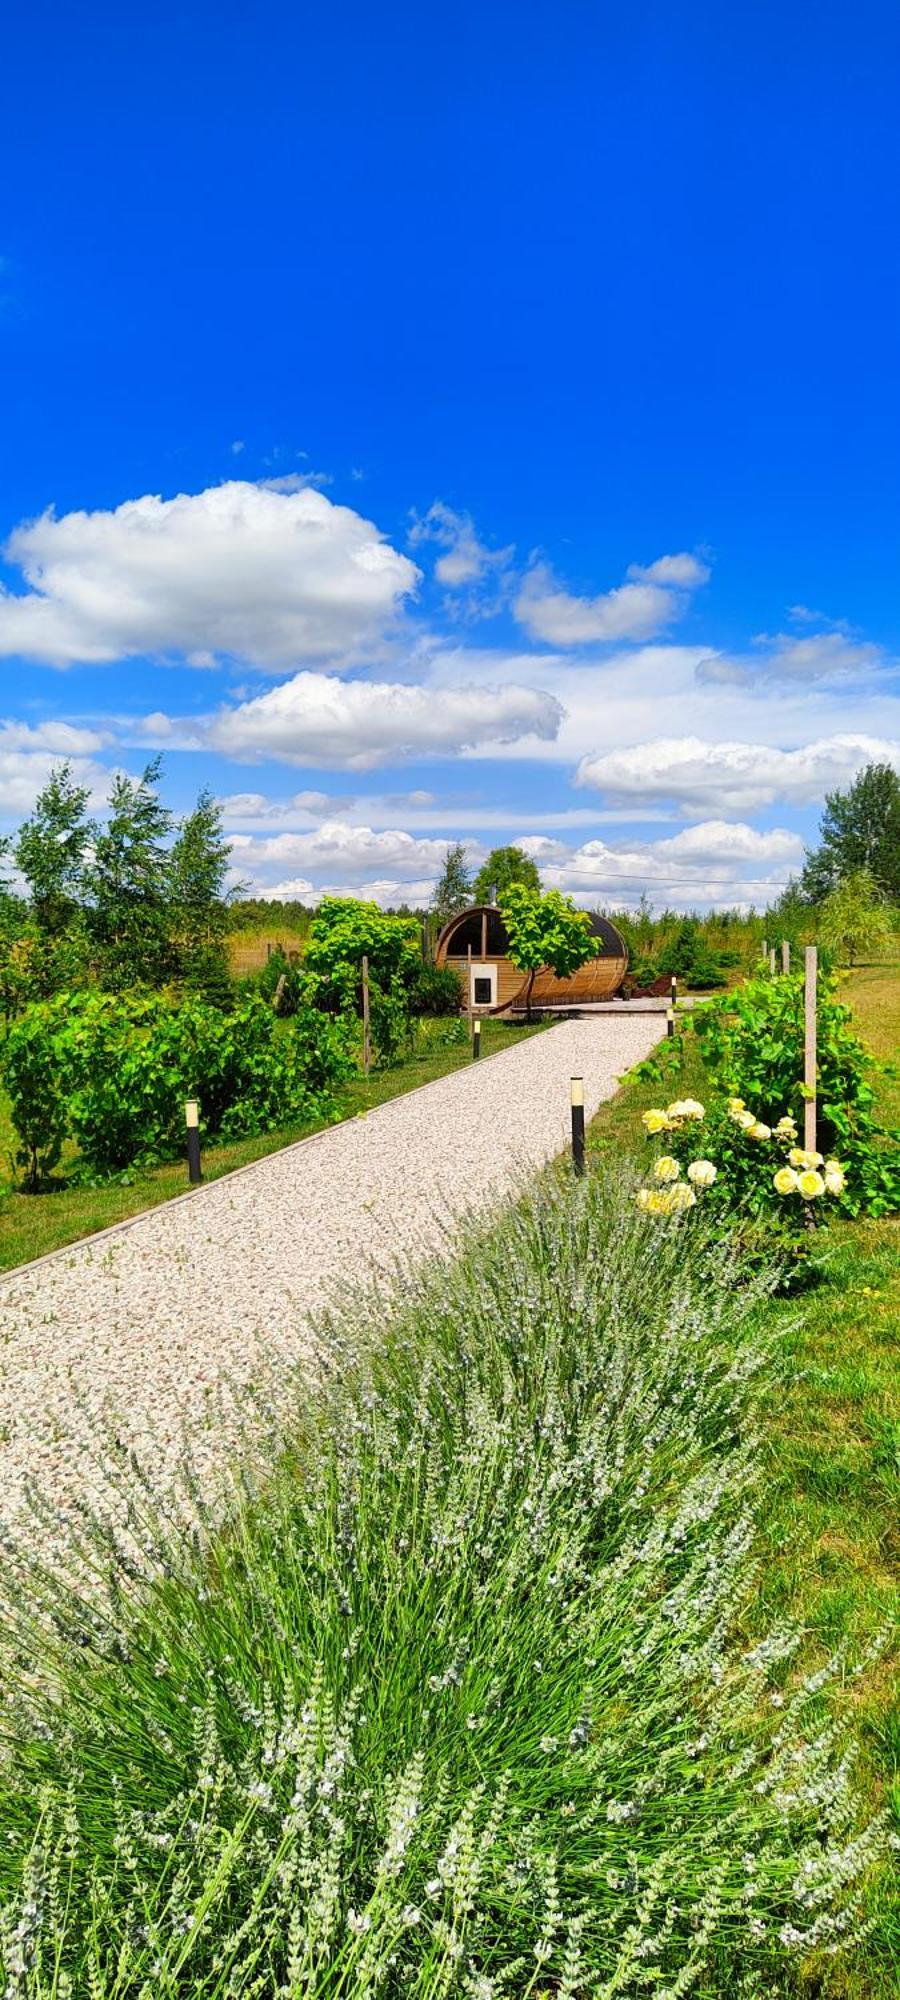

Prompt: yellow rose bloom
[668,1098,705,1121]
[728,1098,745,1113]
[687,1159,717,1187]
[635,1187,654,1211]
[773,1166,799,1195]
[789,1147,824,1169]
[748,1121,772,1140]
[823,1164,846,1195]
[667,1181,697,1211]
[642,1109,670,1134]
[645,1190,670,1214]
[653,1155,681,1182]
[775,1116,797,1137]
[732,1108,756,1131]
[797,1168,825,1199]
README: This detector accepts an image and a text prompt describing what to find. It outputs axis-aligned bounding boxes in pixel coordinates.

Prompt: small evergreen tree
[501,884,594,1020]
[14,763,94,937]
[88,758,173,989]
[801,762,900,903]
[430,843,473,927]
[170,788,234,1002]
[473,844,541,903]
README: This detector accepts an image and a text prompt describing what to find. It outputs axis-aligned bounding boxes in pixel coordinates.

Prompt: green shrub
[692,969,899,1217]
[1,990,356,1184]
[0,1176,881,1991]
[407,960,463,1016]
[658,917,727,988]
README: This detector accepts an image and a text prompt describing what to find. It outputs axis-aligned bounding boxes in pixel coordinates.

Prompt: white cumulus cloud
[202,671,563,770]
[513,551,709,647]
[0,481,420,670]
[576,733,900,816]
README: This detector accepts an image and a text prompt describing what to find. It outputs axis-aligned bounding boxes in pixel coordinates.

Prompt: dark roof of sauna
[437,905,626,960]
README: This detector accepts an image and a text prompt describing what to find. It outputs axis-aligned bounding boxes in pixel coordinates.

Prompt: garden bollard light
[472,1016,481,1058]
[185,1099,202,1185]
[570,1075,585,1176]
[670,974,677,1009]
[667,1006,674,1039]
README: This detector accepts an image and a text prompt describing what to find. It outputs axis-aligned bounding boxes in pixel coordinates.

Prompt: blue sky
[1,0,898,909]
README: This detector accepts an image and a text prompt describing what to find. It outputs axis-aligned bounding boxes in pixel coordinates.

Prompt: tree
[88,758,173,989]
[817,870,894,966]
[473,845,541,904]
[170,788,234,1001]
[14,763,94,936]
[801,762,900,903]
[430,843,473,927]
[500,884,594,1019]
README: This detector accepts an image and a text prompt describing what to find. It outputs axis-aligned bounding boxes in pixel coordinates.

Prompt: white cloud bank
[514,552,709,646]
[0,719,114,819]
[0,482,420,670]
[576,733,900,816]
[196,671,563,770]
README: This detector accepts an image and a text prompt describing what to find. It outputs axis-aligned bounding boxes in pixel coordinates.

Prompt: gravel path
[0,1017,662,1555]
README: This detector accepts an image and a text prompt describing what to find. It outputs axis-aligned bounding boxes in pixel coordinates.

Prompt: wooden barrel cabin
[435,904,629,1013]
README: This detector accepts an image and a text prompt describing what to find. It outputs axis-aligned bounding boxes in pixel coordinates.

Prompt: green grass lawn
[588,960,900,2000]
[0,1015,546,1272]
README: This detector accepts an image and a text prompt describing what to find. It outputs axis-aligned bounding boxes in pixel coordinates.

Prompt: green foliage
[367,976,410,1066]
[305,897,419,1006]
[801,760,900,903]
[501,883,594,1014]
[13,762,94,939]
[407,959,462,1016]
[692,969,899,1216]
[1,1006,68,1189]
[0,1177,881,1990]
[472,842,541,903]
[1,990,355,1184]
[251,944,305,1015]
[429,841,473,926]
[169,786,234,1000]
[657,916,727,987]
[87,757,174,989]
[817,868,895,966]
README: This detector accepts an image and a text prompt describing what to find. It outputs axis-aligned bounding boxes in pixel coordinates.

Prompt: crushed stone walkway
[0,1016,663,1552]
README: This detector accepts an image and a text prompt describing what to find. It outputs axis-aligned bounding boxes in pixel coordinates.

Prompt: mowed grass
[0,1016,546,1272]
[589,961,900,2000]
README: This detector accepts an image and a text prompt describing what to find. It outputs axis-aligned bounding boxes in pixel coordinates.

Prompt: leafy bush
[0,1176,881,1990]
[407,960,463,1016]
[1,990,356,1184]
[692,969,899,1217]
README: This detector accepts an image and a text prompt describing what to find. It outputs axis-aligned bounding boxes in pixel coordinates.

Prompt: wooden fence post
[769,947,776,976]
[782,938,790,975]
[804,946,817,1154]
[362,954,371,1075]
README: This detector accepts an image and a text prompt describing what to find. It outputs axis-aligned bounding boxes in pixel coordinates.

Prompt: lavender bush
[0,1171,884,1995]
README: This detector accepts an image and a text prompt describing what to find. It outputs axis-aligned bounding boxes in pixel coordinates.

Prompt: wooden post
[781,938,790,975]
[761,937,767,962]
[362,953,371,1075]
[804,946,817,1154]
[467,943,473,1032]
[769,947,776,976]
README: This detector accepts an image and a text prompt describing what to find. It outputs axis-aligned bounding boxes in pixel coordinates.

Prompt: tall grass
[0,1173,885,1996]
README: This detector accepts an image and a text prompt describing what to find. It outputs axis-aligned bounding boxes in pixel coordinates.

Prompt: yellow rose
[732,1109,756,1131]
[773,1166,799,1195]
[775,1116,797,1137]
[635,1187,654,1211]
[797,1169,825,1199]
[728,1098,745,1113]
[687,1159,717,1187]
[642,1109,670,1134]
[667,1181,697,1211]
[823,1165,846,1195]
[789,1147,823,1169]
[748,1121,772,1140]
[653,1155,681,1183]
[645,1190,670,1214]
[668,1098,705,1121]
